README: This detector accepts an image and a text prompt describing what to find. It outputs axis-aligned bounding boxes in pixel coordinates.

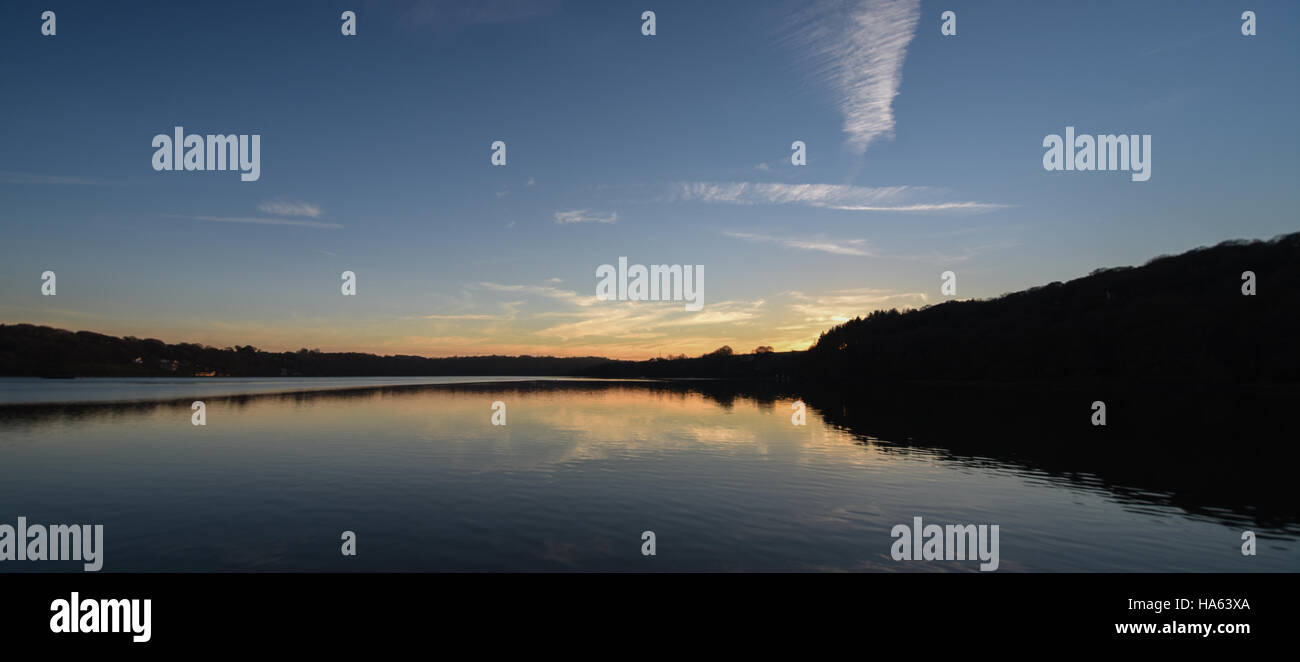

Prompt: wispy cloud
[476,282,596,306]
[788,0,921,154]
[469,280,765,344]
[677,181,1008,213]
[536,298,765,342]
[172,215,343,230]
[553,209,618,224]
[724,231,874,256]
[820,201,1008,212]
[258,200,323,218]
[787,287,929,324]
[725,230,1015,262]
[370,278,935,357]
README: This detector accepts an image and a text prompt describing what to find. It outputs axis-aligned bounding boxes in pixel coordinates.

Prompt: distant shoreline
[0,375,648,407]
[4,231,1299,386]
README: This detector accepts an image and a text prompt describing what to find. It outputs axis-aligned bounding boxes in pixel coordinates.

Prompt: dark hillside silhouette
[587,232,1300,384]
[2,232,1297,384]
[804,233,1298,383]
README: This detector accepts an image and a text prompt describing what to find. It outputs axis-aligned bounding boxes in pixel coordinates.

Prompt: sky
[1,0,1297,359]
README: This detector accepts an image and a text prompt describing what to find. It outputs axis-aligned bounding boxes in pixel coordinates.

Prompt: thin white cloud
[536,298,765,342]
[789,0,922,154]
[725,231,874,256]
[655,300,765,328]
[257,200,323,218]
[725,229,1014,262]
[373,277,933,357]
[681,181,904,205]
[787,287,929,324]
[475,282,597,306]
[173,215,343,230]
[677,181,1008,213]
[822,201,1008,212]
[469,280,768,343]
[553,209,618,224]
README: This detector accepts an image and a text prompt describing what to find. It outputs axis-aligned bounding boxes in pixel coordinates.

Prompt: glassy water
[0,377,1294,572]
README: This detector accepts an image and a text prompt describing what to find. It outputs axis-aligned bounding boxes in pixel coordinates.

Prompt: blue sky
[1,0,1297,358]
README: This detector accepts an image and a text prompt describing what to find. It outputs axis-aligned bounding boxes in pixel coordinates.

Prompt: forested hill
[586,232,1300,384]
[4,233,1297,383]
[802,232,1299,383]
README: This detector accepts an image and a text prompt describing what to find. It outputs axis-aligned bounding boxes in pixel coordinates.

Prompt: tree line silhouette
[587,232,1300,384]
[802,232,1299,384]
[0,327,609,378]
[2,232,1297,384]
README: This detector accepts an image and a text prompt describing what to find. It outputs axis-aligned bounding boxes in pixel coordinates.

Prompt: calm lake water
[0,377,1295,572]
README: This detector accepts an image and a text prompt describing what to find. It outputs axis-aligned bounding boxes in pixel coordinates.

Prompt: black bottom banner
[0,572,1289,651]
